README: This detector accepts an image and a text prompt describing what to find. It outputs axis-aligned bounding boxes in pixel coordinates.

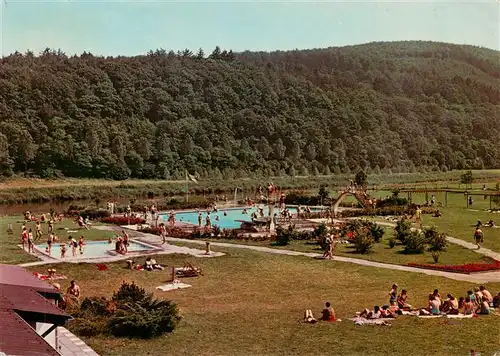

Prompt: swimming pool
[161,206,325,229]
[34,240,158,260]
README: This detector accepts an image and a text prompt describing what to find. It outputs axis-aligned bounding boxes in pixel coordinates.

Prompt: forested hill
[0,41,499,180]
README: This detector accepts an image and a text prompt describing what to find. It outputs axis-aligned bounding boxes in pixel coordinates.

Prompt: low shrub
[68,282,181,339]
[388,238,397,248]
[403,231,427,254]
[275,225,294,246]
[394,218,412,243]
[424,226,448,252]
[353,230,375,254]
[368,222,385,243]
[101,216,146,225]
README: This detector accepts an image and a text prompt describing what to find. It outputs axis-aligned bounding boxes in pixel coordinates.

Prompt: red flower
[408,261,500,274]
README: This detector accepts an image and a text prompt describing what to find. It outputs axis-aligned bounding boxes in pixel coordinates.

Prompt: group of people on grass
[358,283,499,320]
[304,284,500,324]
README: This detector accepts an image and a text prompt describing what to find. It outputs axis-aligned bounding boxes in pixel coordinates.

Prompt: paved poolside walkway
[56,327,99,356]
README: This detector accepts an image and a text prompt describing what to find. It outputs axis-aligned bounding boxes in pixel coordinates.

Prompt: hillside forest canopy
[0,41,499,180]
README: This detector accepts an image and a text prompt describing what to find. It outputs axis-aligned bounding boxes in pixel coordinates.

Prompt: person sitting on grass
[492,292,500,308]
[428,295,441,315]
[359,306,381,319]
[397,289,413,310]
[479,286,493,304]
[321,302,337,322]
[433,210,442,218]
[441,294,459,315]
[463,297,475,315]
[144,257,164,271]
[476,300,491,315]
[466,290,475,305]
[380,305,397,318]
[432,289,442,306]
[303,309,317,324]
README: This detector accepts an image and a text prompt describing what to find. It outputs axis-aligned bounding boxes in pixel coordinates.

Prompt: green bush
[424,226,448,252]
[403,231,426,254]
[275,226,293,246]
[353,230,374,254]
[394,218,412,243]
[368,222,385,243]
[108,299,180,339]
[313,223,329,248]
[388,238,396,248]
[113,282,147,306]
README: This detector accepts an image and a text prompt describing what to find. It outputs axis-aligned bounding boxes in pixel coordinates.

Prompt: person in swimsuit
[46,233,54,254]
[389,284,398,306]
[78,236,85,254]
[122,230,129,253]
[67,280,81,299]
[27,229,35,254]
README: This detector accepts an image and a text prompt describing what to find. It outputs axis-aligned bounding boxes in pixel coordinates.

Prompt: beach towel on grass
[446,314,474,319]
[156,283,191,292]
[349,317,391,326]
[417,315,442,318]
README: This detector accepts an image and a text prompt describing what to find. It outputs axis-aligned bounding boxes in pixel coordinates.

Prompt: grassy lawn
[28,247,500,356]
[0,216,116,264]
[173,229,491,267]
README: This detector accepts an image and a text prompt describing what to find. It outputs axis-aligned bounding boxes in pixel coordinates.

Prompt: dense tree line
[0,41,499,180]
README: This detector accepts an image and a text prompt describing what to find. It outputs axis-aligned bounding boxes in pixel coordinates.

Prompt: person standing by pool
[27,228,35,254]
[48,218,54,234]
[21,226,28,251]
[69,236,78,257]
[35,221,43,241]
[122,230,129,253]
[198,212,203,227]
[205,214,212,229]
[158,223,167,244]
[46,233,54,255]
[78,236,85,254]
[151,204,157,225]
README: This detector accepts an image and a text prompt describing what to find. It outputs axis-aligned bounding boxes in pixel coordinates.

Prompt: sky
[0,0,499,57]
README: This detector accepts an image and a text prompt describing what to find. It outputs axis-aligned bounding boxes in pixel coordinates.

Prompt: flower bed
[408,261,500,274]
[101,217,146,225]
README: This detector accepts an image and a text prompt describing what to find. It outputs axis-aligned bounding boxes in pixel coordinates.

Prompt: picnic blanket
[349,317,391,326]
[446,314,474,319]
[156,282,191,292]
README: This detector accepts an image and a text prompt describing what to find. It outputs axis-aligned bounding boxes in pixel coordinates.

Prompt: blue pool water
[162,206,325,229]
[35,240,156,259]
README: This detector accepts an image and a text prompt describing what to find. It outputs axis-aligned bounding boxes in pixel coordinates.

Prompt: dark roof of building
[1,285,70,323]
[0,309,60,356]
[0,264,59,295]
[0,264,71,356]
